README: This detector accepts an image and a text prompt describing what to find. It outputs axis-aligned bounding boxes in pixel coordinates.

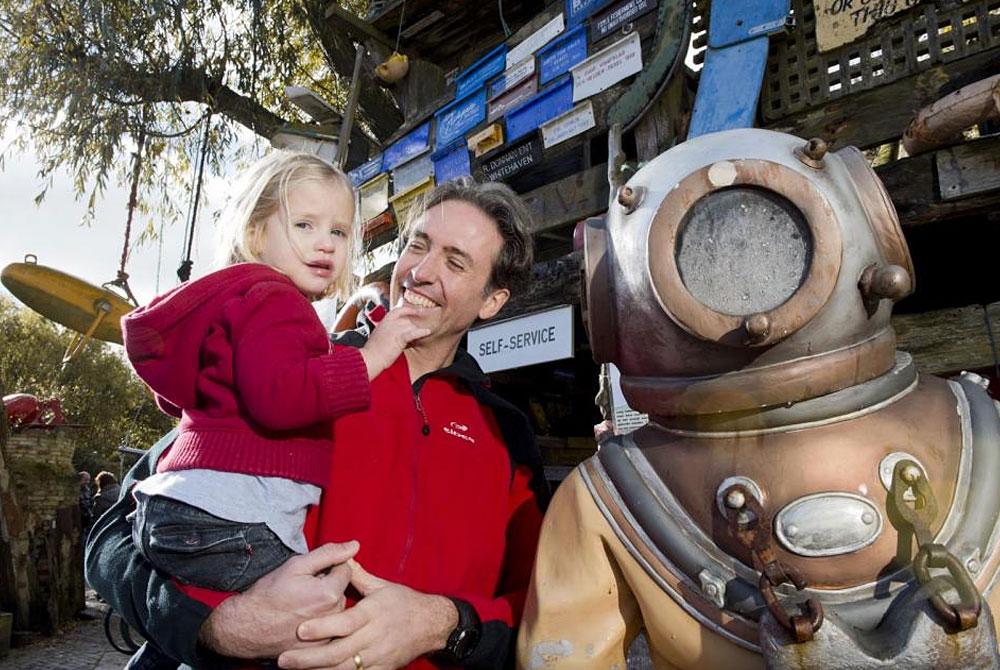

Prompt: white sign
[491,57,536,98]
[609,363,648,434]
[507,14,565,68]
[571,30,642,102]
[357,238,399,278]
[541,100,596,148]
[468,305,574,373]
[814,0,919,52]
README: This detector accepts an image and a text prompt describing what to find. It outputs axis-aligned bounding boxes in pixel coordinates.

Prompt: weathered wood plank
[521,164,610,234]
[893,302,1000,374]
[765,49,1000,151]
[937,138,1000,201]
[876,134,1000,227]
[495,250,583,320]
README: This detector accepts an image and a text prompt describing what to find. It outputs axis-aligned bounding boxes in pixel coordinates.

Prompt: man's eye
[448,259,465,271]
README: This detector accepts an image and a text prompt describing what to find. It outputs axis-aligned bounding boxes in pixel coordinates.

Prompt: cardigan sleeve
[226,282,371,431]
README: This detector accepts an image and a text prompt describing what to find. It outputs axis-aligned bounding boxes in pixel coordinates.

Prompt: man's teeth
[404,291,436,308]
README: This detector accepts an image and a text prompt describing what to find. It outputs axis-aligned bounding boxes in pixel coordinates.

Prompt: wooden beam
[323,2,395,49]
[494,251,582,321]
[765,49,1000,151]
[892,302,1000,374]
[876,135,1000,227]
[521,164,610,235]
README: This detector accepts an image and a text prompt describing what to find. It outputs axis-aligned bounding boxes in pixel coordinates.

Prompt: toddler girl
[121,151,426,669]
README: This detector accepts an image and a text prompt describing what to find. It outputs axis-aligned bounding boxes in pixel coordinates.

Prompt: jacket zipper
[414,393,431,436]
[398,388,427,573]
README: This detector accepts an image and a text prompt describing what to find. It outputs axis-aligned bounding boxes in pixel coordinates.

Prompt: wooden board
[893,302,1000,374]
[813,0,920,53]
[876,134,1000,227]
[937,139,1000,201]
[521,163,610,235]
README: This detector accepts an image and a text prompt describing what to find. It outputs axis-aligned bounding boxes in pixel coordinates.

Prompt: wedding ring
[353,652,364,670]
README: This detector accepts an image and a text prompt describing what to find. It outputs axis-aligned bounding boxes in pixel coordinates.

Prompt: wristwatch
[442,597,482,663]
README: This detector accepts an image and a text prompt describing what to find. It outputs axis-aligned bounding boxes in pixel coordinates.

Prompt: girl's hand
[359,306,430,380]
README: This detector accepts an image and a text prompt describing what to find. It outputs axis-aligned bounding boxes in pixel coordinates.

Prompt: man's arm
[85,431,358,665]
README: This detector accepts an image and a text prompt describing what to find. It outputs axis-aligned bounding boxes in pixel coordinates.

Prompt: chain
[890,459,981,631]
[721,484,824,642]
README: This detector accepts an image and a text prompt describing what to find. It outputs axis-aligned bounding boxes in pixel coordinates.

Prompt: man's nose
[410,253,440,284]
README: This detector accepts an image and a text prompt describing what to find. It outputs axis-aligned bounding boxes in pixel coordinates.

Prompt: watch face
[451,627,480,659]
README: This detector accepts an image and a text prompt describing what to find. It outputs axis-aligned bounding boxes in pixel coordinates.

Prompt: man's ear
[478,287,510,321]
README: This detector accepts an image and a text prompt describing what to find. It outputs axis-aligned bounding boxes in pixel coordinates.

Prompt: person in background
[91,471,120,520]
[78,470,93,532]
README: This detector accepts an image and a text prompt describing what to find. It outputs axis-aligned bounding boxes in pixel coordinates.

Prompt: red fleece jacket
[121,263,370,487]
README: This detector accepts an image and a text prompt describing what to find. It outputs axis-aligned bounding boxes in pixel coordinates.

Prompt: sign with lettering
[431,142,471,183]
[571,30,642,101]
[541,100,595,148]
[358,237,400,278]
[434,88,488,149]
[456,44,508,99]
[488,76,538,122]
[392,152,434,194]
[591,0,656,42]
[489,57,536,98]
[506,76,574,141]
[389,176,435,226]
[566,0,614,25]
[477,136,543,181]
[507,14,565,68]
[383,123,431,171]
[348,154,383,187]
[468,304,574,372]
[608,363,648,434]
[359,172,389,223]
[814,0,920,52]
[538,26,588,85]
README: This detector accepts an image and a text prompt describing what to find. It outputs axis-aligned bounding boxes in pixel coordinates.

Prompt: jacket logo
[443,421,475,444]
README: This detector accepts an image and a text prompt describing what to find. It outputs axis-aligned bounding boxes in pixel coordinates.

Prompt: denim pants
[132,495,295,593]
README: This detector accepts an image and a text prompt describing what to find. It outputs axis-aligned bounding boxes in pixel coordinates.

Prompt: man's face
[389,200,510,347]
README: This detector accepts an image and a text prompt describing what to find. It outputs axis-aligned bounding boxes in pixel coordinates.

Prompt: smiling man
[86,178,548,670]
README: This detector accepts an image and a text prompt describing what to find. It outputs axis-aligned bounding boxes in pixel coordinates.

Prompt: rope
[498,0,511,38]
[106,126,144,306]
[177,112,212,283]
[394,0,406,53]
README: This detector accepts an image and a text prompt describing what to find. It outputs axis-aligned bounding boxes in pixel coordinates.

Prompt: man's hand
[199,541,359,659]
[276,560,458,670]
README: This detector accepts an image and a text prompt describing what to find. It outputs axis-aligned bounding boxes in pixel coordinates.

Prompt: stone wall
[0,426,84,634]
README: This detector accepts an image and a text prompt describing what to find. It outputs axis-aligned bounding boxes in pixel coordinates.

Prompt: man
[78,470,94,532]
[86,177,547,670]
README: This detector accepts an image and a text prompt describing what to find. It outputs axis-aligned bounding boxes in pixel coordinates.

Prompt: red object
[311,354,544,668]
[3,393,66,428]
[122,263,371,487]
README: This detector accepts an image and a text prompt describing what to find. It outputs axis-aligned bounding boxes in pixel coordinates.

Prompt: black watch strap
[441,596,482,664]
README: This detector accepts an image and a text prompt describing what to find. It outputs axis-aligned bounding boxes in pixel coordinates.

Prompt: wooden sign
[591,0,656,42]
[571,30,642,102]
[507,14,565,68]
[467,123,505,158]
[432,142,472,183]
[814,0,920,52]
[488,76,538,123]
[538,26,588,85]
[435,88,488,149]
[361,210,396,242]
[566,0,614,25]
[349,154,383,187]
[506,76,574,141]
[456,44,508,99]
[359,172,389,223]
[541,100,595,148]
[389,176,435,226]
[392,152,435,194]
[478,137,544,181]
[383,122,431,171]
[490,57,536,98]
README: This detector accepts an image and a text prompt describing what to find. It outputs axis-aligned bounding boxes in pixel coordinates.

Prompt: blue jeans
[132,495,294,593]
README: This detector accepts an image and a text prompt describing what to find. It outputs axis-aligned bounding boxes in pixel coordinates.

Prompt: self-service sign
[468,305,574,373]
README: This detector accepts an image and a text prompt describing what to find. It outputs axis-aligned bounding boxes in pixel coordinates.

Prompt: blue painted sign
[505,76,574,142]
[432,141,472,183]
[537,26,588,86]
[456,44,508,99]
[383,122,431,171]
[348,154,383,187]
[688,38,769,138]
[434,88,488,149]
[708,0,790,48]
[566,0,614,25]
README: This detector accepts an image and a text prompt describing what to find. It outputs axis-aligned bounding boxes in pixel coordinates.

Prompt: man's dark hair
[403,177,535,294]
[95,471,117,491]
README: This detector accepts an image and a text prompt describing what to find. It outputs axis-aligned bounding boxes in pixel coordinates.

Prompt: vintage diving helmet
[518,127,1000,669]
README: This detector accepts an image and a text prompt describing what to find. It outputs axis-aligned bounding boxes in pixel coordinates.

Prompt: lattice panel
[762,0,1000,121]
